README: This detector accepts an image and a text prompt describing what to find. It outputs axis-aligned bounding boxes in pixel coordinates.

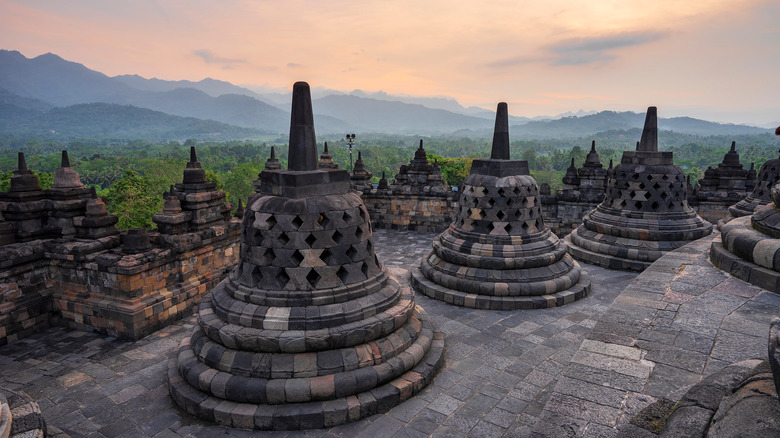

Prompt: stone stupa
[168,82,443,430]
[720,148,780,227]
[411,102,591,309]
[565,107,713,271]
[711,127,780,291]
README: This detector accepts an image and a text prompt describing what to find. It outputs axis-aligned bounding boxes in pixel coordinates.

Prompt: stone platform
[0,229,778,437]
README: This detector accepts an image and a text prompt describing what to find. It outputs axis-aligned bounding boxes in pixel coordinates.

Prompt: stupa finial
[288,81,317,171]
[189,146,197,163]
[61,150,71,167]
[18,152,27,171]
[637,106,658,152]
[491,102,510,160]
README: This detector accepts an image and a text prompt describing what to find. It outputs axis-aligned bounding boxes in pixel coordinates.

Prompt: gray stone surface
[0,230,777,436]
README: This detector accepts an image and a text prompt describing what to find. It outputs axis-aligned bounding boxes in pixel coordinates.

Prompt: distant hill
[0,99,266,140]
[312,94,493,134]
[0,49,773,140]
[112,75,262,98]
[511,111,770,139]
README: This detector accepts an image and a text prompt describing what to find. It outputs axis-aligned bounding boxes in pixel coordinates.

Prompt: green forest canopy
[1,130,778,230]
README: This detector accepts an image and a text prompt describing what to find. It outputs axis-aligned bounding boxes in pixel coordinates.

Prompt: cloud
[287,62,302,68]
[193,49,246,65]
[548,31,667,65]
[486,31,667,69]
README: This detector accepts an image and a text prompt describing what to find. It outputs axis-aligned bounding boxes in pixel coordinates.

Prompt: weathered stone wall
[51,225,239,340]
[362,191,458,233]
[0,243,55,346]
[0,224,239,345]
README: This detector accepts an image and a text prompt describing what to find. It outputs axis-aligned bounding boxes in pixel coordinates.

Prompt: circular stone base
[710,238,780,292]
[167,308,444,431]
[564,233,651,272]
[410,267,589,310]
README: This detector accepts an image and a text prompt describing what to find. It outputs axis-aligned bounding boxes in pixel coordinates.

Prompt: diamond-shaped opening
[337,266,349,284]
[487,223,494,232]
[660,192,668,200]
[278,269,290,288]
[366,240,373,253]
[478,209,486,219]
[522,222,529,231]
[522,197,529,206]
[651,201,659,211]
[251,266,263,285]
[515,210,522,220]
[662,175,669,180]
[266,215,277,229]
[346,245,358,261]
[291,250,304,266]
[306,269,320,288]
[646,174,653,181]
[361,262,369,278]
[355,226,364,240]
[265,248,276,263]
[319,248,332,264]
[305,233,317,247]
[634,201,643,209]
[652,183,661,190]
[513,187,521,196]
[359,207,367,220]
[496,210,505,220]
[638,183,646,190]
[632,173,639,180]
[506,198,513,207]
[487,198,496,207]
[644,192,651,200]
[342,211,352,223]
[497,188,505,196]
[332,230,343,244]
[504,223,512,233]
[246,229,264,246]
[536,218,543,229]
[291,215,304,230]
[278,232,289,245]
[317,214,329,228]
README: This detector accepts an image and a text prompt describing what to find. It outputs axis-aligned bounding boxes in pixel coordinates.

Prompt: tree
[105,170,163,230]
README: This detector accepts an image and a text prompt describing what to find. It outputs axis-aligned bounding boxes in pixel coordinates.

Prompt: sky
[2,0,779,126]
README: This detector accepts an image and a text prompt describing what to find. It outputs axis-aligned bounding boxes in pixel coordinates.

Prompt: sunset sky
[2,0,778,125]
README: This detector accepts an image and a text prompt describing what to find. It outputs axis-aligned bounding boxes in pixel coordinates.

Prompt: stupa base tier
[167,313,444,431]
[710,239,780,292]
[564,234,652,272]
[410,267,589,309]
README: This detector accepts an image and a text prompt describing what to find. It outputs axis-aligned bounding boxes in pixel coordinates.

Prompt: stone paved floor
[0,229,777,437]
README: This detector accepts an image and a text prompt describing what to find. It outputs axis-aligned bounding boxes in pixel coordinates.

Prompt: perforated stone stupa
[168,82,443,430]
[720,148,780,226]
[566,107,713,271]
[410,102,591,309]
[711,129,780,291]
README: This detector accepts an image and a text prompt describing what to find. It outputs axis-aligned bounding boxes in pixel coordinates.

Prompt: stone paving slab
[0,229,775,437]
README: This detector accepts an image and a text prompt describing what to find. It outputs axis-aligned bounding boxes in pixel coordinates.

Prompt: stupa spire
[491,102,510,159]
[287,81,317,171]
[17,152,27,171]
[637,106,658,152]
[61,150,71,167]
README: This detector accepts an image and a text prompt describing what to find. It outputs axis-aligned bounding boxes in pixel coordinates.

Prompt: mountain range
[0,50,773,141]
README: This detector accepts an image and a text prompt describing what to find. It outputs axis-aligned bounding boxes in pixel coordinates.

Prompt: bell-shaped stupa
[722,148,780,224]
[565,107,713,271]
[168,82,443,430]
[411,103,590,309]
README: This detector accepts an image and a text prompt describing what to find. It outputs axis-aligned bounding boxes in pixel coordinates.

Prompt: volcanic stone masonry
[410,102,590,310]
[710,128,780,292]
[565,107,713,271]
[718,148,780,228]
[0,148,240,345]
[689,141,756,223]
[168,81,444,430]
[360,140,458,232]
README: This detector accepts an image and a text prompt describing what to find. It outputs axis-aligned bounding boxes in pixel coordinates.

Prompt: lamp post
[345,133,356,171]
